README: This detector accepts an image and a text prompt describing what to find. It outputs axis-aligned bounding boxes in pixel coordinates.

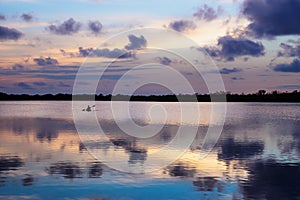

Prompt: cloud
[242,0,300,38]
[33,74,76,80]
[231,77,245,80]
[12,64,25,70]
[16,82,33,90]
[0,26,23,41]
[33,57,59,66]
[204,36,265,61]
[220,67,242,74]
[275,84,300,89]
[125,35,147,50]
[168,20,196,32]
[0,14,5,20]
[58,82,70,87]
[203,46,220,58]
[193,4,222,21]
[218,36,265,58]
[21,13,33,22]
[277,43,300,57]
[88,20,102,35]
[47,18,81,35]
[158,57,172,65]
[78,47,132,58]
[273,59,300,72]
[33,82,46,86]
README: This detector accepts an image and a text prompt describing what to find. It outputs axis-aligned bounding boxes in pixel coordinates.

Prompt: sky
[1,0,300,94]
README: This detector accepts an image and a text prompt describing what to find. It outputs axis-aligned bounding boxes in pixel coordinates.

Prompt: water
[0,101,300,200]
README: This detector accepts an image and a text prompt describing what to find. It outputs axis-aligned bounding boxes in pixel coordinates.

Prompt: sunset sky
[1,0,300,94]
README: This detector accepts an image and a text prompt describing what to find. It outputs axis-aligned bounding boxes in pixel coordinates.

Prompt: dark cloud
[59,49,76,58]
[78,47,132,58]
[47,18,81,35]
[125,35,147,50]
[0,14,5,20]
[220,67,242,74]
[218,36,265,59]
[278,43,300,57]
[99,74,132,80]
[21,13,33,22]
[158,57,172,65]
[231,77,245,81]
[58,82,70,88]
[243,0,300,38]
[0,26,23,41]
[168,20,196,32]
[16,82,33,90]
[275,84,300,89]
[204,36,265,61]
[33,57,59,66]
[12,64,25,70]
[193,4,222,21]
[88,20,102,35]
[273,59,300,73]
[33,82,46,86]
[33,74,76,80]
[59,65,79,69]
[203,47,220,58]
[204,37,264,61]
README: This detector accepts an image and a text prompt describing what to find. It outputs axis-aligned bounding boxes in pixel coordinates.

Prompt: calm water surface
[0,101,300,200]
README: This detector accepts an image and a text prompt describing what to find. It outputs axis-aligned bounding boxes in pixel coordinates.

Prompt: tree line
[1,90,300,102]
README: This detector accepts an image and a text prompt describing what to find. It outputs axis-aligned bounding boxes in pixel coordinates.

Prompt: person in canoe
[82,105,92,112]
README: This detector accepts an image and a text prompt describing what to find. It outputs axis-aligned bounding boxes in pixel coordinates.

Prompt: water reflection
[89,162,103,178]
[166,163,196,178]
[241,160,300,200]
[22,174,34,186]
[218,138,264,161]
[46,162,83,179]
[193,177,218,192]
[0,156,24,171]
[0,102,300,200]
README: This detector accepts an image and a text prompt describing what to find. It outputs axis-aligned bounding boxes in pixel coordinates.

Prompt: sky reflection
[0,102,300,199]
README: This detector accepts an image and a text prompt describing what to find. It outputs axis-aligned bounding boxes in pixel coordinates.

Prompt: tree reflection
[166,163,196,178]
[218,138,264,161]
[0,117,75,143]
[110,138,148,164]
[128,148,147,164]
[0,176,5,186]
[46,162,82,179]
[0,156,24,171]
[22,174,34,186]
[193,177,218,192]
[241,160,300,200]
[89,162,103,178]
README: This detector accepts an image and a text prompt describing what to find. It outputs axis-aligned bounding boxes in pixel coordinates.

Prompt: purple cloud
[0,26,23,41]
[273,59,300,73]
[168,20,196,32]
[125,35,147,50]
[243,0,300,38]
[47,18,81,35]
[88,20,102,35]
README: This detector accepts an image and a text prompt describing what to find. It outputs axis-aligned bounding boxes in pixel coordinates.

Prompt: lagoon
[0,102,300,200]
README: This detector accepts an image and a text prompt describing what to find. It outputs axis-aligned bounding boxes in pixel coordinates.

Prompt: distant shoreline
[1,91,300,102]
